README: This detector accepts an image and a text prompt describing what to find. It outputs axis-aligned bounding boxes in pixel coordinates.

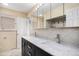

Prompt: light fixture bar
[2,3,8,6]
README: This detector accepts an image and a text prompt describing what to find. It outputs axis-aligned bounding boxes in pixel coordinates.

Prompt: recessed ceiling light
[39,14,42,16]
[2,3,8,6]
[35,4,43,10]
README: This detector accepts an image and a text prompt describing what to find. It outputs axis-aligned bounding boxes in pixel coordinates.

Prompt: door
[0,31,17,52]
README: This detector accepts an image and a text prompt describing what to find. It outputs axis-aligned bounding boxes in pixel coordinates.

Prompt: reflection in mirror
[31,3,79,29]
[32,3,45,29]
[31,3,66,29]
[44,3,65,28]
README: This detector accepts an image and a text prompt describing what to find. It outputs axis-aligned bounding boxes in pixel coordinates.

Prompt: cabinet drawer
[0,31,17,52]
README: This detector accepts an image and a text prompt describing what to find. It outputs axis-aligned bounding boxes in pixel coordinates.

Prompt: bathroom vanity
[22,37,52,56]
[22,27,79,56]
[22,35,79,56]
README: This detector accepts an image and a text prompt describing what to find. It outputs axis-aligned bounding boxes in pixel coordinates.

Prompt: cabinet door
[0,31,17,52]
[27,42,36,56]
[22,38,36,56]
[52,5,63,18]
[35,45,52,56]
[22,38,30,56]
[22,38,25,56]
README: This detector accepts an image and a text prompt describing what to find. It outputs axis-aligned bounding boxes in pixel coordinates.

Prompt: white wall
[16,17,27,48]
[26,18,33,36]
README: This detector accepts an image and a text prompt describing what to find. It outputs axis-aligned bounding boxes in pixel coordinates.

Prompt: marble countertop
[22,35,79,56]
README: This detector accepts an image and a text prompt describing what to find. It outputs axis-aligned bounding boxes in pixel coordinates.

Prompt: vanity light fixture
[2,3,8,6]
[39,14,42,16]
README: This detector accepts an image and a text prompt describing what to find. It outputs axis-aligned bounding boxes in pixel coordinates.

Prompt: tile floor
[0,48,21,56]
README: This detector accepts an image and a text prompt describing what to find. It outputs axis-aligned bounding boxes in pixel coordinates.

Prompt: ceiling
[33,3,63,16]
[0,3,63,16]
[0,3,35,13]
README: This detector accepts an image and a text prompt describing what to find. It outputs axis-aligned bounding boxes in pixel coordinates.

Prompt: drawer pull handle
[28,52,32,56]
[27,45,31,49]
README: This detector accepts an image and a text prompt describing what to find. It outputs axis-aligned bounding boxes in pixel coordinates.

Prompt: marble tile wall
[35,28,79,47]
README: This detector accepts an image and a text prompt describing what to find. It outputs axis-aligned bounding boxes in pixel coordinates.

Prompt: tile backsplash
[34,27,79,48]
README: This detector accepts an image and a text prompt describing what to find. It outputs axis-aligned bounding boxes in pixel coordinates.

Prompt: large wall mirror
[31,3,79,29]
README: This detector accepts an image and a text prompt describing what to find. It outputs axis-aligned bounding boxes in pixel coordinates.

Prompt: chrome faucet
[56,34,61,44]
[35,32,36,37]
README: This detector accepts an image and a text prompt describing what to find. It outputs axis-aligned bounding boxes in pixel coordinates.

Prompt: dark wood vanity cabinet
[22,38,52,56]
[22,38,36,56]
